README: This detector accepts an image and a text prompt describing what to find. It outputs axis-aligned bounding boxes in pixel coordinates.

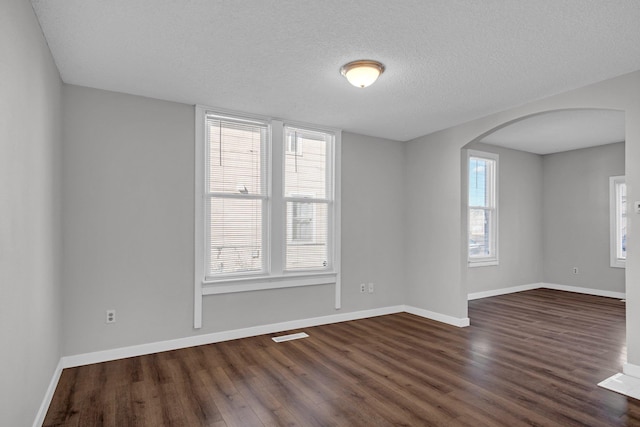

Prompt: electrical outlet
[106,309,116,324]
[359,283,366,293]
[572,267,579,274]
[368,282,374,293]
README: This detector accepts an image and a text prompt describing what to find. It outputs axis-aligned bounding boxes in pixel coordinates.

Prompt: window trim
[467,149,499,267]
[194,106,342,328]
[610,175,626,269]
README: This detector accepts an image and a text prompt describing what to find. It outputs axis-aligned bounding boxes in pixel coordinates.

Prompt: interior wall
[61,85,405,356]
[542,142,625,293]
[0,0,63,425]
[464,142,544,294]
[405,136,467,319]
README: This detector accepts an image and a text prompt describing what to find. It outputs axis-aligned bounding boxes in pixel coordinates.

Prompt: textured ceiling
[481,109,625,155]
[32,0,640,142]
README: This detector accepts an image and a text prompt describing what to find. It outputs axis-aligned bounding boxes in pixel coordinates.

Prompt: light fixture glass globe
[340,60,385,88]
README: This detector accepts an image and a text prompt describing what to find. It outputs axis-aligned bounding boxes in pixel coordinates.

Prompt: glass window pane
[469,158,488,207]
[207,118,267,195]
[469,208,492,258]
[618,182,627,260]
[286,202,328,270]
[284,128,327,199]
[208,197,263,276]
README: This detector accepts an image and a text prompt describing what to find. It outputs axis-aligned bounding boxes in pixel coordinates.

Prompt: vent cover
[272,332,309,343]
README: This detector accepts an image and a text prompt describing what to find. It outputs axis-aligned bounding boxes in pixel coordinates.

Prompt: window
[195,107,340,302]
[610,176,626,268]
[468,150,498,266]
[284,127,332,270]
[204,115,268,277]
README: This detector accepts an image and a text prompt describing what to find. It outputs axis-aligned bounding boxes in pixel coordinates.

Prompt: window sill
[202,271,337,295]
[468,259,498,268]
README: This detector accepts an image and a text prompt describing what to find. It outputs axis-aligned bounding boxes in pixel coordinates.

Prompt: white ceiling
[480,109,625,155]
[32,0,640,142]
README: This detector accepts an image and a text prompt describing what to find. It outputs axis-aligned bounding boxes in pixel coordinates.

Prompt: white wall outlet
[572,267,579,274]
[368,282,374,293]
[106,309,116,324]
[359,283,366,293]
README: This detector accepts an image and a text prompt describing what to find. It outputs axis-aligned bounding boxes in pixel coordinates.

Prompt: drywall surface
[464,142,544,294]
[0,0,62,425]
[405,71,639,366]
[341,132,405,308]
[405,136,466,319]
[543,142,625,293]
[61,85,405,355]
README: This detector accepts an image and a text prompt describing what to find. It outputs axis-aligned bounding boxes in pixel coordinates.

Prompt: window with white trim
[195,107,340,294]
[468,150,498,266]
[284,127,332,270]
[204,115,268,277]
[610,175,626,268]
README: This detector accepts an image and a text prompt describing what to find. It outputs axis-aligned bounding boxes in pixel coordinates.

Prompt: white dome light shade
[340,60,385,88]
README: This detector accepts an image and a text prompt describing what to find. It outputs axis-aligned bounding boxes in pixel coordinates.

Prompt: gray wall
[404,136,468,319]
[62,85,405,355]
[0,0,63,425]
[543,142,625,292]
[464,142,544,294]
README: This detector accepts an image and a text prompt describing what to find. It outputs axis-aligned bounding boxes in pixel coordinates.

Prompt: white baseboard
[404,305,470,327]
[468,282,626,301]
[624,363,640,378]
[61,305,405,368]
[32,359,63,427]
[541,283,626,300]
[468,283,542,300]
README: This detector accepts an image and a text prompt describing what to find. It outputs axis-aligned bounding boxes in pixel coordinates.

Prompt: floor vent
[272,332,309,343]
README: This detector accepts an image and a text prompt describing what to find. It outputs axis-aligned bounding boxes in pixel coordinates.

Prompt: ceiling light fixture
[340,60,385,88]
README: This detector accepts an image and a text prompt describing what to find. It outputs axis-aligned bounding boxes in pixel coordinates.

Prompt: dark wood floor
[44,289,640,426]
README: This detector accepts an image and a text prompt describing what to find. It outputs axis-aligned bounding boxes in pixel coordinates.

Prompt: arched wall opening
[460,108,625,303]
[404,71,639,374]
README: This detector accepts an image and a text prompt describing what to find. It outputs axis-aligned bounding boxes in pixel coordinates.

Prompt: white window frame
[610,175,626,268]
[194,106,342,328]
[467,150,499,267]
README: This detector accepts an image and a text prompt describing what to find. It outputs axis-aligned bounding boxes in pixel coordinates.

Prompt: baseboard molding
[404,305,470,327]
[468,282,626,301]
[468,283,542,300]
[33,359,63,427]
[541,283,626,300]
[624,363,640,378]
[61,305,405,369]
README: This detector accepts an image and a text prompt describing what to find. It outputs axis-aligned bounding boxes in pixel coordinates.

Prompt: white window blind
[468,151,498,265]
[284,126,333,271]
[205,115,268,279]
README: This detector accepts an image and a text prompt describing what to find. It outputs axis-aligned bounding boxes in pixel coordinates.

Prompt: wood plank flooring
[43,289,640,426]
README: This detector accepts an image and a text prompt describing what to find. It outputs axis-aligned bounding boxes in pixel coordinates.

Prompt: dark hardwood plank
[43,289,640,426]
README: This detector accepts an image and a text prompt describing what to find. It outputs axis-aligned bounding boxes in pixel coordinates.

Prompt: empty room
[3,0,640,426]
